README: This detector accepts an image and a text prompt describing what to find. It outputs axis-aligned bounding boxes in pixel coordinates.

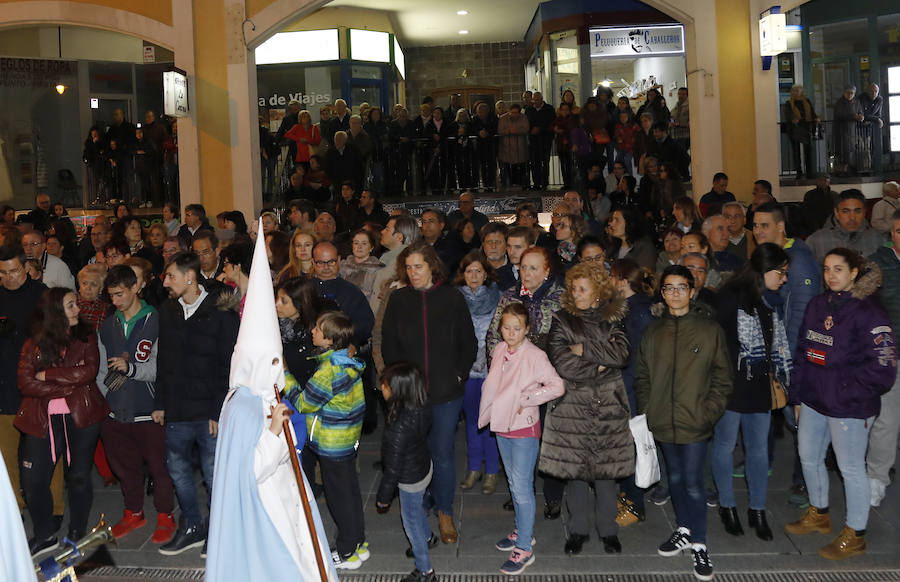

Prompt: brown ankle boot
[784,506,832,535]
[818,526,865,560]
[438,511,458,543]
[482,473,499,495]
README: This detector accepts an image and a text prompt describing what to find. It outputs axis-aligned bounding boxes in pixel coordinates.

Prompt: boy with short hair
[97,265,176,543]
[283,310,367,570]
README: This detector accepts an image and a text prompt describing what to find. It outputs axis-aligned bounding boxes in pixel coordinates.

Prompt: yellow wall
[715,0,757,200]
[0,0,173,26]
[193,0,233,215]
[282,7,395,34]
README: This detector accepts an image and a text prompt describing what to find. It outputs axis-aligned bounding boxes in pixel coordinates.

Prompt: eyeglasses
[661,284,690,295]
[195,248,214,256]
[0,266,23,277]
[314,259,338,266]
[772,268,789,278]
[580,255,605,263]
[22,241,42,248]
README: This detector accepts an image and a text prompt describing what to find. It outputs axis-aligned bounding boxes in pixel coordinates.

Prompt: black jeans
[20,415,101,539]
[302,447,365,556]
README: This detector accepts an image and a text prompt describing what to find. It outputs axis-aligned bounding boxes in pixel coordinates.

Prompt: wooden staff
[274,385,329,582]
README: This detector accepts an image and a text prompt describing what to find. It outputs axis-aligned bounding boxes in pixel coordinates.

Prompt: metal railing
[778,120,877,178]
[83,153,179,209]
[268,125,691,201]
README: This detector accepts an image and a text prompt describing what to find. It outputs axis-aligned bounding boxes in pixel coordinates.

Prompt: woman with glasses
[515,202,554,249]
[455,251,503,495]
[635,265,732,581]
[554,213,587,271]
[576,235,607,271]
[785,248,896,560]
[711,243,791,542]
[220,240,253,317]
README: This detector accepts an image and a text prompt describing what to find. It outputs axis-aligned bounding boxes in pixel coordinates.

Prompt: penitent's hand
[268,403,291,436]
[151,410,165,425]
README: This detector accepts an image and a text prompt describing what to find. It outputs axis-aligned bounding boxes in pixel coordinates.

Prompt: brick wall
[404,41,529,110]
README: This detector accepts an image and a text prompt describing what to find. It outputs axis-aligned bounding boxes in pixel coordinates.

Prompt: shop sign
[257,91,332,108]
[0,58,74,88]
[589,25,684,57]
[163,70,189,117]
[759,12,786,57]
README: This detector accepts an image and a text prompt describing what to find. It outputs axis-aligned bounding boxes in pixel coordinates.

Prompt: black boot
[718,506,744,536]
[748,508,773,541]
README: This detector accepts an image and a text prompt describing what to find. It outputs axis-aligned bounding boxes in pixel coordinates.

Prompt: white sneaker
[870,478,887,507]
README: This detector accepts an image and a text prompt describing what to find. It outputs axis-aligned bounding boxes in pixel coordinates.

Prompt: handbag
[761,309,788,410]
[629,414,660,488]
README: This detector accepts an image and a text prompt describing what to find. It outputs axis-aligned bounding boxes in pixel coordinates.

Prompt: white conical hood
[229,218,285,398]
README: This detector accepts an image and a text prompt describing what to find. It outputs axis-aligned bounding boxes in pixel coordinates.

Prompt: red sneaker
[152,512,177,544]
[111,509,147,539]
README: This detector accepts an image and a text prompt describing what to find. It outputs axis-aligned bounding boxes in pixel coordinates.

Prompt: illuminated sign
[590,25,684,57]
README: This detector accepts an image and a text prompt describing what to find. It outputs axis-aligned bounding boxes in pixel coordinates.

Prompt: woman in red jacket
[285,110,322,165]
[17,287,109,555]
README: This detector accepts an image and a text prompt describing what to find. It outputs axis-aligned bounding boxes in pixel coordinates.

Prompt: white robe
[253,397,338,582]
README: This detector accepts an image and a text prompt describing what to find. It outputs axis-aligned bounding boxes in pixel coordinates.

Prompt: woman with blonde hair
[277,229,317,285]
[539,262,633,555]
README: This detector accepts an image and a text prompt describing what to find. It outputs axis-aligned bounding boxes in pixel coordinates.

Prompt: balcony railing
[778,120,881,179]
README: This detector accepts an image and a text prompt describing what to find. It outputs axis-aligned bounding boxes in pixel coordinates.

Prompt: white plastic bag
[629,414,660,489]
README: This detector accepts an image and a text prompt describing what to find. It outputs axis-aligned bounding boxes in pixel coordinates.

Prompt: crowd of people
[263,87,691,202]
[2,167,900,581]
[82,109,179,209]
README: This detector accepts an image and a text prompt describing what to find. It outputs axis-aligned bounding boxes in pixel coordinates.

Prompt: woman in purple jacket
[785,248,897,560]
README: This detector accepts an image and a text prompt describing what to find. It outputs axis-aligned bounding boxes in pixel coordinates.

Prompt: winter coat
[806,222,885,265]
[870,245,900,330]
[715,289,785,414]
[0,278,46,414]
[634,302,733,444]
[622,293,654,414]
[381,283,477,405]
[155,285,240,422]
[485,278,564,359]
[16,333,109,437]
[283,123,321,163]
[793,263,897,419]
[459,284,502,379]
[497,113,529,164]
[339,256,384,302]
[477,339,564,434]
[781,237,821,353]
[97,302,159,422]
[377,405,433,504]
[539,298,635,481]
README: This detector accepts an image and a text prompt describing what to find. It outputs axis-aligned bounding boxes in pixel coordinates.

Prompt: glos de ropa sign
[590,25,685,57]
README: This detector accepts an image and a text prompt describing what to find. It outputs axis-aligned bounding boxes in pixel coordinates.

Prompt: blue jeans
[166,420,217,527]
[427,397,463,514]
[400,487,432,573]
[798,404,873,531]
[462,378,499,473]
[659,441,708,543]
[497,436,539,552]
[712,410,771,510]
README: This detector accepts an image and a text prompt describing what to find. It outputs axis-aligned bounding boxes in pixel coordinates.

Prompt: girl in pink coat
[478,302,565,575]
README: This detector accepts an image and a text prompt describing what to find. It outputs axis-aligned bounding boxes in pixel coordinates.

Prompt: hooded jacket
[634,302,733,444]
[806,221,886,265]
[477,339,564,434]
[793,262,897,419]
[538,296,635,481]
[381,283,477,405]
[869,244,900,331]
[97,301,158,422]
[485,278,563,359]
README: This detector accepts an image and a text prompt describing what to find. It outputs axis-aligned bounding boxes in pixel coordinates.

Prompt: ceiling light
[457,10,468,15]
[459,30,469,35]
[600,80,612,88]
[55,84,66,95]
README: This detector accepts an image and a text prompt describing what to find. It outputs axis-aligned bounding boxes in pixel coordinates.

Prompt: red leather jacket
[15,333,109,437]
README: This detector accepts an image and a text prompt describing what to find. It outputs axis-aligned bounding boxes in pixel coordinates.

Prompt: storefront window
[351,65,382,80]
[257,64,341,126]
[809,19,868,60]
[0,58,80,209]
[551,31,579,105]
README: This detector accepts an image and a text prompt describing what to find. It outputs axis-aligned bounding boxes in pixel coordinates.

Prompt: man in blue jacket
[752,201,821,507]
[867,207,900,507]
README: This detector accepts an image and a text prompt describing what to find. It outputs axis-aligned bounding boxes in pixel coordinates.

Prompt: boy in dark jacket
[635,265,732,581]
[98,266,175,544]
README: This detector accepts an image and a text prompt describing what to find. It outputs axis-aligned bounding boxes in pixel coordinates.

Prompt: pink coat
[478,340,565,434]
